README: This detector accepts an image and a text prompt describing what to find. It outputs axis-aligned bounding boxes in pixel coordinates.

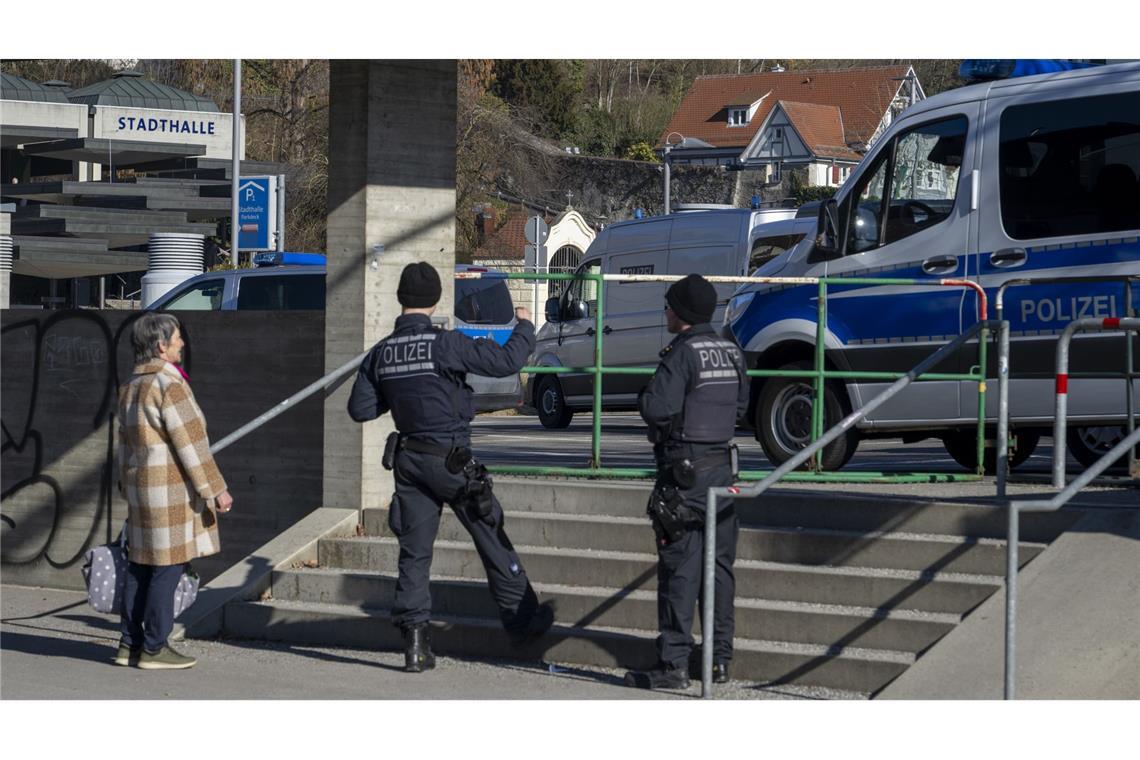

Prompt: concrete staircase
[220,480,1078,697]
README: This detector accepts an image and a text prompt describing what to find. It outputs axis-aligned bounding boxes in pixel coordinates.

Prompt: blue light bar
[959,59,1100,81]
[253,252,327,267]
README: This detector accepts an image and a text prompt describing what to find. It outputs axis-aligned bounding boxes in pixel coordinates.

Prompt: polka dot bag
[81,525,199,617]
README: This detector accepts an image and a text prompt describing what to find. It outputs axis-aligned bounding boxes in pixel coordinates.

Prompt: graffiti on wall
[1,311,192,568]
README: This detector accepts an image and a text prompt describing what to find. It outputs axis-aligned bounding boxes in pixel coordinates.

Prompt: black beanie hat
[666,274,717,325]
[397,262,442,308]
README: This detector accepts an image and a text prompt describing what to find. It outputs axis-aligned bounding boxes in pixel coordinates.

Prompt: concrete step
[319,537,1000,615]
[13,203,194,224]
[492,479,1078,542]
[223,597,911,694]
[273,567,959,655]
[361,508,1044,576]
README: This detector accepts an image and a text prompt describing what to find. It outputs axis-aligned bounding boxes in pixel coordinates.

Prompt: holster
[461,460,495,526]
[382,432,400,471]
[646,484,688,547]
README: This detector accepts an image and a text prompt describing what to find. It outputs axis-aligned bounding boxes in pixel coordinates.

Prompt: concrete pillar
[323,61,457,514]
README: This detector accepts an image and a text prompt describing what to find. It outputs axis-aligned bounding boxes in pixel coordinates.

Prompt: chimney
[474,206,496,246]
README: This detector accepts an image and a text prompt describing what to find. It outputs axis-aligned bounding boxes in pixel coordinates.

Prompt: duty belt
[400,437,454,458]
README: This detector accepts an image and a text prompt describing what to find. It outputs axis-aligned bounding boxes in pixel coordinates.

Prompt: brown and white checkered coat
[116,359,227,566]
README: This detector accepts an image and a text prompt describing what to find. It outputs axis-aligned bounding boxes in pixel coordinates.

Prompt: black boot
[624,663,691,690]
[713,661,730,684]
[403,623,436,673]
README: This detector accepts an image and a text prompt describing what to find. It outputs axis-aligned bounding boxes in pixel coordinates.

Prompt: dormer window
[728,107,749,127]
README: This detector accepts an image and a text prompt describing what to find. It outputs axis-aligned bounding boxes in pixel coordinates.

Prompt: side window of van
[162,278,225,310]
[845,116,967,254]
[1000,91,1140,239]
[749,234,805,271]
[236,274,325,310]
[564,260,601,318]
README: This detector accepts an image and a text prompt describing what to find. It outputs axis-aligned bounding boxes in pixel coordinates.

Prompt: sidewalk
[0,585,822,700]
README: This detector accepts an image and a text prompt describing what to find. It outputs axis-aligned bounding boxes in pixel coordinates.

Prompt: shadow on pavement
[1,630,113,665]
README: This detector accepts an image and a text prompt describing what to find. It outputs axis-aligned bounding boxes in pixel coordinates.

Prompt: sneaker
[623,664,691,690]
[113,644,141,667]
[137,645,197,670]
[509,601,555,646]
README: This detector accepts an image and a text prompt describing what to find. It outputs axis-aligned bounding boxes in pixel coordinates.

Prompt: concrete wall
[1,309,326,589]
[323,61,457,513]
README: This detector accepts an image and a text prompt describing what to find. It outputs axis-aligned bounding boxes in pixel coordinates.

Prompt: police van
[148,255,523,411]
[724,60,1140,471]
[531,205,800,428]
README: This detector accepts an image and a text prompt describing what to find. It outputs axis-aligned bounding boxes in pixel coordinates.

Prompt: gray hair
[131,312,182,364]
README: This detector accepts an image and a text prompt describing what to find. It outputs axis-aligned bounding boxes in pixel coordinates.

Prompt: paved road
[472,412,1068,475]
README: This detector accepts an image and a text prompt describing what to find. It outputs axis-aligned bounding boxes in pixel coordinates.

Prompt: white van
[530,206,796,428]
[726,60,1140,470]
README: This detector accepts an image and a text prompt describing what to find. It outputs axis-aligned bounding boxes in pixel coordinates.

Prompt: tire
[755,360,858,471]
[535,375,573,429]
[1067,426,1130,472]
[942,430,1040,474]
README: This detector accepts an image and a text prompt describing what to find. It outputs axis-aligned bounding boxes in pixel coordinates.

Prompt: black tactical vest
[677,333,744,443]
[373,323,470,435]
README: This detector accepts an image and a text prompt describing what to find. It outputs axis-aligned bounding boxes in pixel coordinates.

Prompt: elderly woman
[115,313,233,669]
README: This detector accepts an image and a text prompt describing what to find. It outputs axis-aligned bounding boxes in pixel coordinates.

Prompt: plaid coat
[117,359,227,566]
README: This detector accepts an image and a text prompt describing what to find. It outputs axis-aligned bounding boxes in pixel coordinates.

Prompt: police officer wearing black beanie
[625,273,749,690]
[348,262,554,672]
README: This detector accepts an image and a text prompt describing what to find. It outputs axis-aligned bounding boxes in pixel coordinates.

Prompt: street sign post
[524,216,550,322]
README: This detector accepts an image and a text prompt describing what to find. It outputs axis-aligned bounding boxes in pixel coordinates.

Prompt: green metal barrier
[457,270,989,482]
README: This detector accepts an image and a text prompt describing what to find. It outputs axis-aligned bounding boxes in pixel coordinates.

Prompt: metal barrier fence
[459,269,991,482]
[995,275,1138,485]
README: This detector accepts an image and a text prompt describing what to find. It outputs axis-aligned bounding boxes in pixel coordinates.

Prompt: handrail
[996,274,1137,481]
[210,349,369,455]
[1051,318,1140,487]
[697,319,999,698]
[1001,423,1140,700]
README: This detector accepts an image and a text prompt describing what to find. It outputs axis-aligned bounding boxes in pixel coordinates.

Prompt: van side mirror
[544,296,561,322]
[809,199,843,262]
[567,300,589,321]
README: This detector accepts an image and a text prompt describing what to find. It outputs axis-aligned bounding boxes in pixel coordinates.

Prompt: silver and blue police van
[725,60,1140,471]
[148,255,524,411]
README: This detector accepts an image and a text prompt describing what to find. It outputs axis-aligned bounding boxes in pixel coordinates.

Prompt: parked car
[148,255,524,412]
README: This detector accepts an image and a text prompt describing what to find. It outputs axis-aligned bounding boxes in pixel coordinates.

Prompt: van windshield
[455,278,515,325]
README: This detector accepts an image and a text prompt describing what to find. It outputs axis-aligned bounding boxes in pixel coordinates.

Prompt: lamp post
[662,133,716,215]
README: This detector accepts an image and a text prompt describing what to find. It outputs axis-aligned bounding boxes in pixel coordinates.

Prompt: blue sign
[238,177,274,251]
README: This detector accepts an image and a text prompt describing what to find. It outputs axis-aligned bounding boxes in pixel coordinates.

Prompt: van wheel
[535,376,573,429]
[755,360,858,471]
[1067,426,1129,472]
[942,430,1040,474]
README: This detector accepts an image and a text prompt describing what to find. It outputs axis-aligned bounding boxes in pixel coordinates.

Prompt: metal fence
[460,269,992,482]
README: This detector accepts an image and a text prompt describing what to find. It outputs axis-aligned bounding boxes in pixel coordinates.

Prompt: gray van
[530,207,797,428]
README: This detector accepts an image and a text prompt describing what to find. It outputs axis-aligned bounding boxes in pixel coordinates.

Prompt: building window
[729,108,749,127]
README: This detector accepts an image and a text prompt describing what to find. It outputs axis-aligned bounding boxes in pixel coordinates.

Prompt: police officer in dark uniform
[348,262,554,673]
[624,273,749,690]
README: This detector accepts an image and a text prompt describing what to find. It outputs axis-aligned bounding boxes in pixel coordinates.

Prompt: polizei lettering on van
[1019,295,1118,323]
[116,116,218,135]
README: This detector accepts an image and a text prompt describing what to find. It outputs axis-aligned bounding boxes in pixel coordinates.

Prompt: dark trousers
[120,561,185,653]
[654,455,738,669]
[388,447,534,631]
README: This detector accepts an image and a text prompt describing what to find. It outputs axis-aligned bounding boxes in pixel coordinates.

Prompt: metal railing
[1000,316,1140,700]
[995,275,1138,485]
[698,319,1000,698]
[463,269,991,482]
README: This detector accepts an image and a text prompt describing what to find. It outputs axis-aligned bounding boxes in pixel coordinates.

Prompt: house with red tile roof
[658,65,923,188]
